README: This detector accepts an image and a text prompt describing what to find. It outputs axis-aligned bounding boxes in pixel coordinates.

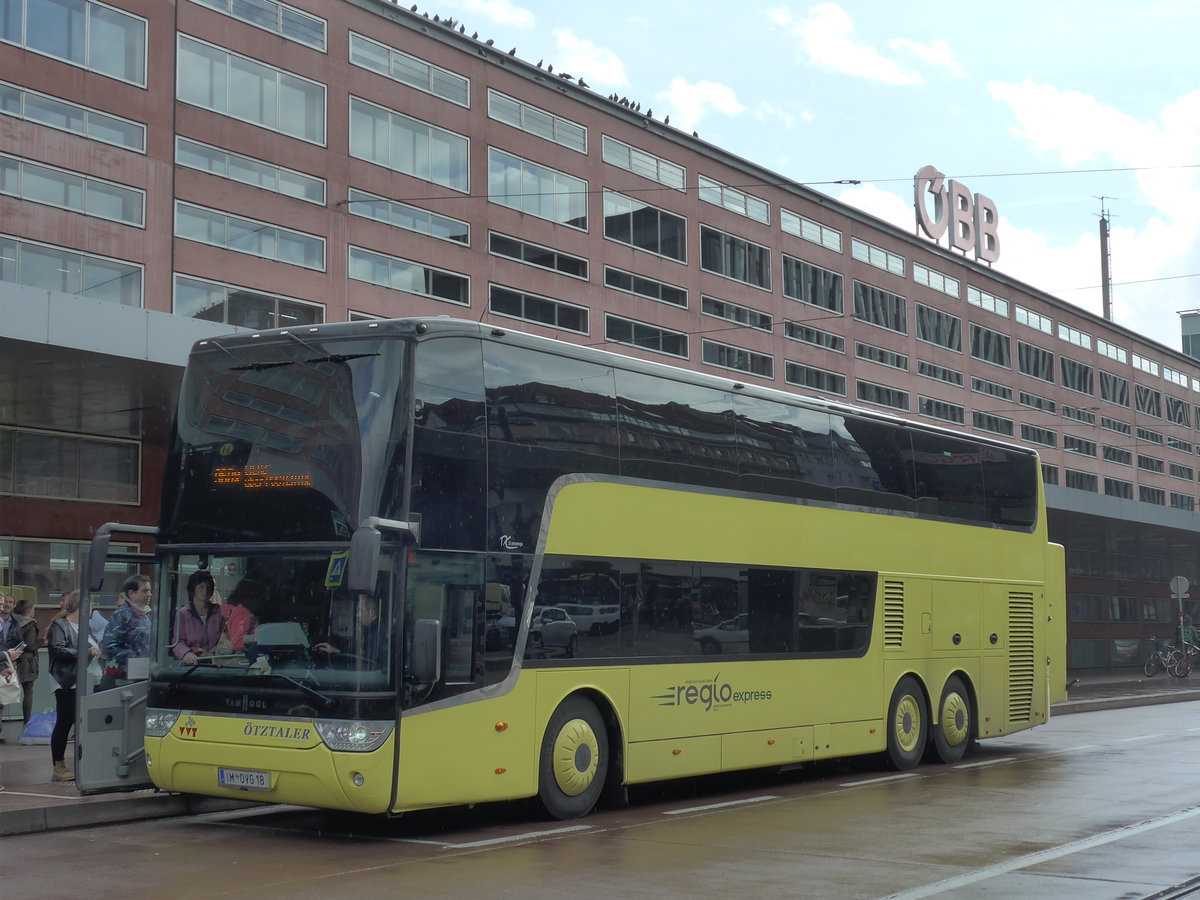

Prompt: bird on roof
[646,108,652,117]
[664,115,670,125]
[578,78,588,88]
[485,38,494,46]
[409,3,417,10]
[471,31,478,38]
[433,14,439,22]
[547,63,553,73]
[509,47,517,55]
[459,24,465,33]
[692,131,698,137]
[537,59,543,67]
[560,72,573,80]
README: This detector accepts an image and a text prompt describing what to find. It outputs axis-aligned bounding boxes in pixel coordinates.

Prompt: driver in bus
[313,596,387,669]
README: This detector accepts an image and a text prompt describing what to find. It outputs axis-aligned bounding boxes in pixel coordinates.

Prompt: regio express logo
[653,672,773,712]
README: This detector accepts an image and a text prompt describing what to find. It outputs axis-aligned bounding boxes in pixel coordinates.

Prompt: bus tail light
[315,719,394,752]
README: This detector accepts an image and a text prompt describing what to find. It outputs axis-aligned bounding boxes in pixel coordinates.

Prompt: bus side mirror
[412,618,441,684]
[86,533,113,593]
[347,527,381,593]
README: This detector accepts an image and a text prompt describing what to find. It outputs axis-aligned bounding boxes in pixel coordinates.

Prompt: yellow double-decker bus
[126,317,1064,819]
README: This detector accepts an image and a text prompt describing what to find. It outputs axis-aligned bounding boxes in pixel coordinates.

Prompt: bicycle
[1144,637,1183,677]
[1171,639,1200,677]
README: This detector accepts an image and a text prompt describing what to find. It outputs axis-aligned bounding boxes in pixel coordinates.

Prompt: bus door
[74,524,158,795]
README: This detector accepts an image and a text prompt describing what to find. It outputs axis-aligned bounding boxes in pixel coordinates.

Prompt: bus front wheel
[929,674,971,764]
[886,676,927,770]
[538,695,608,820]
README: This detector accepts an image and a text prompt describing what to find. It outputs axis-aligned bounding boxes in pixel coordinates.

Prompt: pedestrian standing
[12,595,41,727]
[0,593,25,744]
[47,590,99,783]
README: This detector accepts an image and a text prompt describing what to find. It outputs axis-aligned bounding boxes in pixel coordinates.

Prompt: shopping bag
[19,709,55,745]
[0,653,21,706]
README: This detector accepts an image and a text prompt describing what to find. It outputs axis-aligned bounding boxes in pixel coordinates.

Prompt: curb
[1051,689,1200,716]
[0,793,257,838]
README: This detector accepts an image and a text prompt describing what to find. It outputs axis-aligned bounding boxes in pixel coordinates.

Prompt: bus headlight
[145,708,180,738]
[315,719,394,752]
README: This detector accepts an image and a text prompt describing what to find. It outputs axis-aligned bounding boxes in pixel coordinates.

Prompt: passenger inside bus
[313,596,387,670]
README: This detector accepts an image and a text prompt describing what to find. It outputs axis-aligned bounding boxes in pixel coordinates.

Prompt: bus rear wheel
[886,676,927,770]
[929,675,971,764]
[538,695,608,820]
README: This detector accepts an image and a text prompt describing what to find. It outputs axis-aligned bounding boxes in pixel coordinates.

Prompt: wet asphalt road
[15,700,1200,899]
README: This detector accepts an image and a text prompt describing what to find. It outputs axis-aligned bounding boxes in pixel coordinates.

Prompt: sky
[416,0,1200,353]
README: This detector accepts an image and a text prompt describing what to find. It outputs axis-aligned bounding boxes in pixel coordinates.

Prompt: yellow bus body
[145,478,1066,813]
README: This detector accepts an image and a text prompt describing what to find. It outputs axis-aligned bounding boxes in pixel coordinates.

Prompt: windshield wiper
[230,360,295,372]
[268,672,339,711]
[305,352,379,364]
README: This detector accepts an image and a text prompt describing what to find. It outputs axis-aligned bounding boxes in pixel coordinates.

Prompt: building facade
[2,0,1199,669]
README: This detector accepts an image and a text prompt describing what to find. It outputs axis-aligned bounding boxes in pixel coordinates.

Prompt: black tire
[538,695,608,820]
[886,675,927,770]
[1144,654,1159,678]
[928,675,971,764]
[565,634,579,658]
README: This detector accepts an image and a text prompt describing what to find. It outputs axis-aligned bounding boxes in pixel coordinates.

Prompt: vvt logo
[652,673,773,712]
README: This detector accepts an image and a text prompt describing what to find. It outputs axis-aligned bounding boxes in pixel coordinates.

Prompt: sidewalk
[2,669,1198,837]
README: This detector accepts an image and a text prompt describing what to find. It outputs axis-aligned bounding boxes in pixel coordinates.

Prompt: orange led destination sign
[213,464,313,490]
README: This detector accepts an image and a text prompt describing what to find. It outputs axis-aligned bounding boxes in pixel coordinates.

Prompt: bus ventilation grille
[883,581,905,649]
[1008,591,1036,723]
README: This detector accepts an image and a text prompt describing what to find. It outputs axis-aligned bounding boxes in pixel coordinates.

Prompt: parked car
[556,603,621,635]
[497,605,580,657]
[693,613,748,654]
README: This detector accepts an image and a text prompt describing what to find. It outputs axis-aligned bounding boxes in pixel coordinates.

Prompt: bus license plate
[218,767,272,791]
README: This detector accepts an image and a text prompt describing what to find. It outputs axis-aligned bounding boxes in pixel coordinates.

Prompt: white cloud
[459,0,536,29]
[889,38,965,78]
[552,28,628,87]
[833,183,912,231]
[662,77,745,133]
[786,4,923,86]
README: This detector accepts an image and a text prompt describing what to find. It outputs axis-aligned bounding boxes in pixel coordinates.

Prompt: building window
[780,208,842,252]
[604,314,688,358]
[177,36,324,144]
[913,263,959,298]
[1062,405,1096,426]
[192,0,325,51]
[349,32,467,105]
[487,147,586,229]
[1021,424,1057,448]
[1065,469,1098,492]
[915,303,961,351]
[176,202,325,270]
[971,376,1012,402]
[489,284,587,333]
[3,0,146,85]
[973,411,1013,436]
[1168,437,1193,453]
[601,136,684,190]
[967,285,1008,317]
[785,362,846,396]
[1102,415,1131,435]
[783,322,844,354]
[1060,357,1094,395]
[1102,445,1132,466]
[1137,427,1164,445]
[918,396,965,425]
[1136,384,1162,418]
[782,255,842,312]
[851,238,904,276]
[1057,323,1093,350]
[698,174,769,223]
[604,190,685,260]
[0,234,142,306]
[491,233,586,278]
[1064,435,1097,457]
[1097,339,1127,363]
[1018,341,1055,383]
[703,340,773,378]
[855,342,907,371]
[179,137,326,205]
[1169,463,1194,481]
[1016,305,1052,334]
[853,281,906,334]
[349,245,468,305]
[701,295,772,331]
[348,188,468,244]
[856,380,908,411]
[351,97,468,191]
[0,425,138,504]
[1171,492,1195,511]
[1105,478,1134,499]
[173,274,323,329]
[488,89,585,152]
[1101,371,1130,407]
[0,79,145,151]
[1133,353,1159,376]
[1167,396,1191,427]
[0,152,144,226]
[1019,391,1056,414]
[917,360,964,387]
[1042,464,1059,485]
[970,323,1011,368]
[1138,455,1165,474]
[1139,486,1165,505]
[700,226,771,289]
[1164,366,1189,388]
[604,266,686,308]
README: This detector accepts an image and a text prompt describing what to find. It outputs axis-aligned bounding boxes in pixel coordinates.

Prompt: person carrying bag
[0,649,22,709]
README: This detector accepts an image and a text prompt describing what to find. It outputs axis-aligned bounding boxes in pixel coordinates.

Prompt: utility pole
[1097,197,1114,321]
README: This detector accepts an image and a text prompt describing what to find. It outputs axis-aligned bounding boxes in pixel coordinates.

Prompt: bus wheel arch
[538,691,621,819]
[886,674,929,770]
[927,672,974,764]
